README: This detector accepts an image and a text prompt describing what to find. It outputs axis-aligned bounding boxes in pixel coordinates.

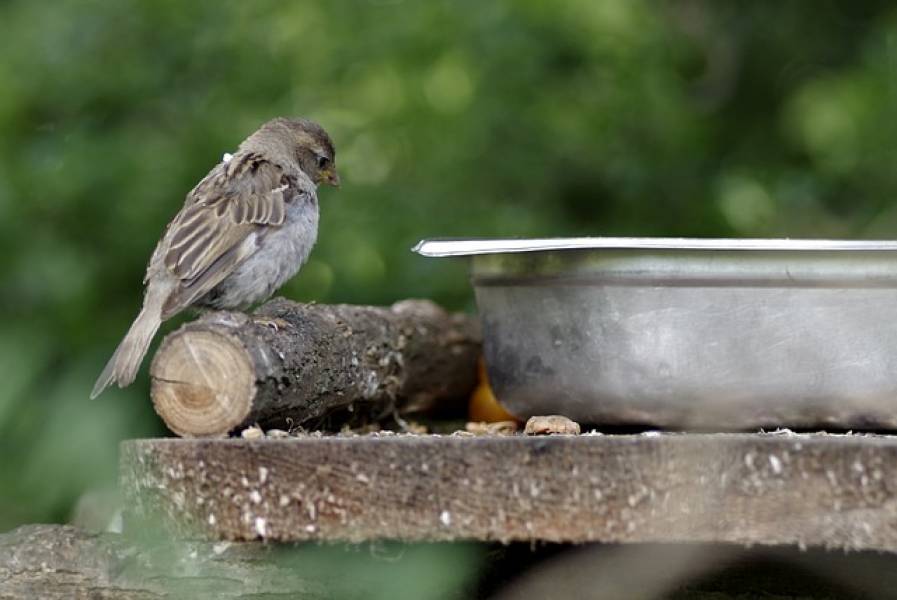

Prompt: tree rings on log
[151,329,255,437]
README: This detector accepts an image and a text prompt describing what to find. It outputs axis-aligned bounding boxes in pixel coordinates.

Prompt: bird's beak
[324,168,341,188]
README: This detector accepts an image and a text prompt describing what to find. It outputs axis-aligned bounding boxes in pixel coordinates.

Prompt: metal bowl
[415,237,897,429]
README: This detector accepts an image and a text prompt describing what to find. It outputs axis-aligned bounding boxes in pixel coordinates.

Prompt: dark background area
[1,1,896,595]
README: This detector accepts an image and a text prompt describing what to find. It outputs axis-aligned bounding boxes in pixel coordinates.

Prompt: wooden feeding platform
[119,298,897,552]
[122,431,897,551]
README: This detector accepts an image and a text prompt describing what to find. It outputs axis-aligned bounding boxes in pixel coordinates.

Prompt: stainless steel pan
[415,238,897,429]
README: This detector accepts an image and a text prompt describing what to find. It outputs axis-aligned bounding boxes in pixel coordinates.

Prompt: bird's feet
[252,316,291,332]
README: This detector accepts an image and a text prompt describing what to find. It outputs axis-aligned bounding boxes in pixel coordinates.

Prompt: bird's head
[253,117,340,188]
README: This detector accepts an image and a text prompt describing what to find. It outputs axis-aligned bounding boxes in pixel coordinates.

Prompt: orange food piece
[468,358,519,423]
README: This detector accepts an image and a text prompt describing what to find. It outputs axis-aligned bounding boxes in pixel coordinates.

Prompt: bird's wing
[158,152,307,318]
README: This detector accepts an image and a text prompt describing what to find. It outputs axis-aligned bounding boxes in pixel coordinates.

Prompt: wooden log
[0,524,387,598]
[149,298,480,437]
[122,433,897,550]
[9,525,897,599]
[0,525,308,600]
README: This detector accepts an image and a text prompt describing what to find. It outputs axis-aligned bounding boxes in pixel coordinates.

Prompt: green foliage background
[1,0,895,571]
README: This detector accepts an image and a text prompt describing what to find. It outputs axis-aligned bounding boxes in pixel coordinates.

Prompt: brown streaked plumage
[91,117,339,399]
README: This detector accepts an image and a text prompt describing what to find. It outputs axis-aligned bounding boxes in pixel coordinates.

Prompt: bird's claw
[253,316,291,332]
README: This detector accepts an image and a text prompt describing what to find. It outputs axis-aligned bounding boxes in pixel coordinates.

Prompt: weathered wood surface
[8,525,897,600]
[150,298,480,437]
[0,524,369,599]
[122,433,897,550]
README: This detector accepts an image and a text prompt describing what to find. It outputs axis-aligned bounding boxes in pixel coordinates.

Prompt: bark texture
[150,298,480,437]
[122,432,897,549]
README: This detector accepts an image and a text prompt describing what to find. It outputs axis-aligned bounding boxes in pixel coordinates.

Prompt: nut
[524,415,581,436]
[240,425,264,440]
[465,420,519,436]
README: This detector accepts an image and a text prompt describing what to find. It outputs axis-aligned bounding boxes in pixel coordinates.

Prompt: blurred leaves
[0,0,896,530]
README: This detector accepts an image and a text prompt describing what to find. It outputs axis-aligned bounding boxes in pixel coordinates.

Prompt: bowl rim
[412,237,897,257]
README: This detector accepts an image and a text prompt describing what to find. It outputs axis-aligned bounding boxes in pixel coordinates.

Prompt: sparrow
[91,117,339,398]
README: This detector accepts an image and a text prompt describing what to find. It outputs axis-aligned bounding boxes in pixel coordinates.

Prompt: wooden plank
[121,433,897,550]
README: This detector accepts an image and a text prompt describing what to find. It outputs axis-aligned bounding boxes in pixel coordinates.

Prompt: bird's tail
[90,306,162,399]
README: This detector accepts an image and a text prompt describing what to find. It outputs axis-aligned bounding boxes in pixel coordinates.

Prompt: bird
[91,117,339,398]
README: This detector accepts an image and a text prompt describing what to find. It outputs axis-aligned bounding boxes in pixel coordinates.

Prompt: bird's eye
[316,155,330,169]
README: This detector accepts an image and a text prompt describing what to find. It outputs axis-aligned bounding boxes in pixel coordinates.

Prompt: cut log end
[151,329,255,437]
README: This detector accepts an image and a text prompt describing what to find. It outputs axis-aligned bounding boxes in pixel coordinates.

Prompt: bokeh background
[1,0,896,593]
